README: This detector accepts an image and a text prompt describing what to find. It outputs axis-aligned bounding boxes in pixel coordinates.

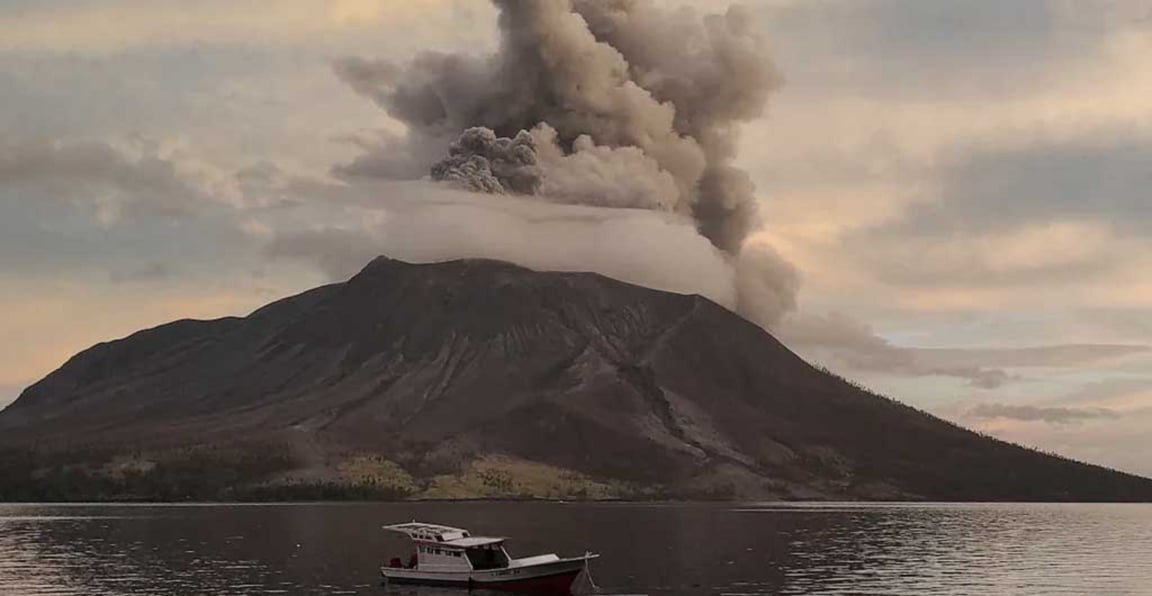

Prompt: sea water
[1,501,1150,595]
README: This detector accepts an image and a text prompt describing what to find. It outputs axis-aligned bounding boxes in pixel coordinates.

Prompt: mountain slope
[2,256,1150,501]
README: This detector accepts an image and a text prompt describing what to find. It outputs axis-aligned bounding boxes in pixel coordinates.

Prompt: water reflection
[1,502,1150,595]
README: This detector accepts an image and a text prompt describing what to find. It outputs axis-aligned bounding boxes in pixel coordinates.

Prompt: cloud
[1080,308,1152,341]
[856,220,1125,288]
[902,135,1152,236]
[264,226,386,282]
[0,139,210,222]
[0,0,487,52]
[1046,377,1152,411]
[332,128,452,182]
[729,0,1152,336]
[779,311,1149,388]
[833,132,1152,295]
[0,138,277,283]
[320,0,802,329]
[966,385,1152,475]
[331,0,781,254]
[778,312,1012,388]
[265,180,743,309]
[968,403,1122,424]
[758,0,1151,100]
[109,262,176,284]
[0,47,403,183]
[915,344,1150,369]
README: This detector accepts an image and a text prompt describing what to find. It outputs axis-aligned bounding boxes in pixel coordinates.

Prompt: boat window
[465,545,510,570]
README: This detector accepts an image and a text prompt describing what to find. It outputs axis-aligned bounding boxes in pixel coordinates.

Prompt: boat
[379,521,599,593]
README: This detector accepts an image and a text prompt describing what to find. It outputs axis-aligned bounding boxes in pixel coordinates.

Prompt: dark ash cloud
[325,0,799,330]
[430,127,541,195]
[333,0,780,253]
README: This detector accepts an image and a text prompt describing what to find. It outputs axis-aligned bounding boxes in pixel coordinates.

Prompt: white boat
[379,521,599,593]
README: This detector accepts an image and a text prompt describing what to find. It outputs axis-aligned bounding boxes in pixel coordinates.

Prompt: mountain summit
[3,257,1150,501]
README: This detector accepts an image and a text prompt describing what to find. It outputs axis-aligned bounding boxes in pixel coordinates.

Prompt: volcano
[2,257,1150,501]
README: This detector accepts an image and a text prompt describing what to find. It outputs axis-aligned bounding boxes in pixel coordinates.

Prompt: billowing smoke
[332,0,797,328]
[430,127,541,195]
[429,124,680,211]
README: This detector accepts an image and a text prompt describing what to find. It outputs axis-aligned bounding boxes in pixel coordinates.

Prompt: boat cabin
[383,522,512,572]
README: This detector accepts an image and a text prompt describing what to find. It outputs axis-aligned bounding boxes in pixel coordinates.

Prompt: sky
[1,0,1150,477]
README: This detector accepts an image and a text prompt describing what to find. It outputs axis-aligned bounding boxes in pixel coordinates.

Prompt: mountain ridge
[3,256,1151,502]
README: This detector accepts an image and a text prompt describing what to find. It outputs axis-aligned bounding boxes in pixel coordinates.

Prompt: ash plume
[430,127,541,195]
[334,0,796,328]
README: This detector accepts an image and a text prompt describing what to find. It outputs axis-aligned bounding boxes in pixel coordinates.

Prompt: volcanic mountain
[2,257,1150,501]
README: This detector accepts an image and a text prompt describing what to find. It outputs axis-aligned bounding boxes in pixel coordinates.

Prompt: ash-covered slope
[3,257,1150,501]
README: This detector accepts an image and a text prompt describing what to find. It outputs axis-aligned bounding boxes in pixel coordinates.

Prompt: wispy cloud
[968,403,1121,424]
[0,139,209,222]
[109,261,176,284]
[914,344,1150,368]
[0,0,484,52]
[779,312,1148,388]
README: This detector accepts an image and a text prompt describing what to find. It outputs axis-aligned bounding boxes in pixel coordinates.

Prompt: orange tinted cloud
[0,0,480,52]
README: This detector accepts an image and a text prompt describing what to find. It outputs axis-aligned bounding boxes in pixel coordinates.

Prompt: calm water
[1,502,1150,595]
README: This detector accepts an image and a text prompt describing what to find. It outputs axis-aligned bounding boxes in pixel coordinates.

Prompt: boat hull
[381,556,590,594]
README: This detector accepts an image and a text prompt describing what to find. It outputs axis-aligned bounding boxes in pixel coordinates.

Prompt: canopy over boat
[382,522,507,547]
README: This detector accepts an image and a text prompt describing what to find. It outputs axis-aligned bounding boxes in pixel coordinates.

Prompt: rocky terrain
[2,256,1151,502]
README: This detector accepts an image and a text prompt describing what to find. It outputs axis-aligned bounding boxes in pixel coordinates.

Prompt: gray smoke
[334,0,797,328]
[335,0,776,250]
[430,127,541,195]
[430,123,681,211]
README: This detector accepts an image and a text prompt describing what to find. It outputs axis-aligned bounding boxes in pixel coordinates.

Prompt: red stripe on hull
[475,568,581,594]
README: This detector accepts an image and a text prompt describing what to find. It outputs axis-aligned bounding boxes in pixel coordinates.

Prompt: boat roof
[441,536,506,548]
[382,522,506,547]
